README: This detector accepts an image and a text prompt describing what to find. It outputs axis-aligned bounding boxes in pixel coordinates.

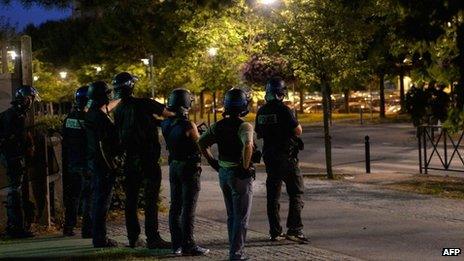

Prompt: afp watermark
[442,248,461,256]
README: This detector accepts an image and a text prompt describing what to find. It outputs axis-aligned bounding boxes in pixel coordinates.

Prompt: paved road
[163,166,464,261]
[299,123,421,175]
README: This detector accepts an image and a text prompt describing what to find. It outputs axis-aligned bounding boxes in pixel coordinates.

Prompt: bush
[34,115,65,134]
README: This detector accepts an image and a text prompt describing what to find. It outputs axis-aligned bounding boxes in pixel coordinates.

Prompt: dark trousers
[219,167,253,260]
[4,158,27,233]
[89,162,115,246]
[63,169,92,234]
[123,156,162,243]
[264,157,304,236]
[168,161,201,250]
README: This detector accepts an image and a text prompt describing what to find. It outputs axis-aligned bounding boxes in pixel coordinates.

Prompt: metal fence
[418,125,464,174]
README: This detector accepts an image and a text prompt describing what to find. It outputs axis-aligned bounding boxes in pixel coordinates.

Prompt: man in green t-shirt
[199,88,254,261]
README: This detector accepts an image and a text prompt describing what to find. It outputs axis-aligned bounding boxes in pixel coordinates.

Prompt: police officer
[199,88,254,261]
[112,72,174,249]
[161,88,209,256]
[84,81,119,248]
[0,85,38,238]
[255,77,308,243]
[62,86,92,238]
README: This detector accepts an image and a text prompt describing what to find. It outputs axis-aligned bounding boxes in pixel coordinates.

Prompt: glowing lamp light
[7,50,17,60]
[33,76,39,81]
[259,0,278,5]
[59,71,68,79]
[207,47,218,57]
[141,58,150,65]
[95,66,102,73]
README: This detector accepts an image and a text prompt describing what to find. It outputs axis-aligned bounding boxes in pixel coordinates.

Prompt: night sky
[0,1,71,31]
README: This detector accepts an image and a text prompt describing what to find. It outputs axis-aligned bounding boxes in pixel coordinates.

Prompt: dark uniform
[161,116,201,252]
[255,99,305,239]
[0,86,38,238]
[0,107,31,236]
[62,109,92,237]
[113,96,166,247]
[84,81,120,247]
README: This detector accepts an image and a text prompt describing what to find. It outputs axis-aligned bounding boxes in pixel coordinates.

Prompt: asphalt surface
[160,166,464,261]
[158,122,464,260]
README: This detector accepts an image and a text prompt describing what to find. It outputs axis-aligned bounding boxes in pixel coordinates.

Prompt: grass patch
[384,175,464,199]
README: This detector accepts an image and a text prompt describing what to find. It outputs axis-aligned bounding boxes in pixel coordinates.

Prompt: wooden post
[21,36,33,87]
[40,136,51,227]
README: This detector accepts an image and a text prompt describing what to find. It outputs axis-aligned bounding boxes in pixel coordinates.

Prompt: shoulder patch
[257,114,278,125]
[65,118,84,129]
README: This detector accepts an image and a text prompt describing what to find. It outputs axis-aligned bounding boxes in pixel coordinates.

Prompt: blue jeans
[219,167,253,260]
[89,162,115,246]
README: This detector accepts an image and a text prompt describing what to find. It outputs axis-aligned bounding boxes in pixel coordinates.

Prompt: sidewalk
[0,214,359,260]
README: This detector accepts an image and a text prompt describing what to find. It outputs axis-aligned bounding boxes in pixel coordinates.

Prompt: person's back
[256,100,298,159]
[199,88,254,260]
[111,72,171,249]
[63,109,87,171]
[161,116,200,163]
[255,77,308,243]
[114,96,163,156]
[62,85,93,238]
[215,117,245,166]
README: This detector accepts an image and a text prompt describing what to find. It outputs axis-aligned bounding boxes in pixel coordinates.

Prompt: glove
[237,166,256,180]
[208,158,220,172]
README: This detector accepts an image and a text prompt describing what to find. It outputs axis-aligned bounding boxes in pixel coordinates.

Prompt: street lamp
[59,71,68,79]
[33,75,39,81]
[141,58,150,66]
[141,55,155,98]
[94,66,102,73]
[259,0,278,5]
[7,50,17,60]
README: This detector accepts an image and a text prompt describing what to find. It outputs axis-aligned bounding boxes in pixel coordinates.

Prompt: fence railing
[418,125,464,174]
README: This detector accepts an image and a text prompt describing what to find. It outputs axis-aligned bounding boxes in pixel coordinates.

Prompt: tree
[269,0,375,179]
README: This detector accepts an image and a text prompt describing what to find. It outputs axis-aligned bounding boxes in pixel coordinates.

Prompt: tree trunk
[200,90,205,119]
[343,89,350,114]
[379,73,386,118]
[49,102,54,116]
[321,80,334,179]
[328,84,333,126]
[399,69,405,113]
[299,88,304,114]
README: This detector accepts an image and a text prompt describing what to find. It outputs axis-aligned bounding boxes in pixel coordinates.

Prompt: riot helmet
[223,88,249,117]
[75,85,89,111]
[167,88,193,116]
[112,72,138,99]
[265,77,287,102]
[87,81,112,108]
[12,85,40,111]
